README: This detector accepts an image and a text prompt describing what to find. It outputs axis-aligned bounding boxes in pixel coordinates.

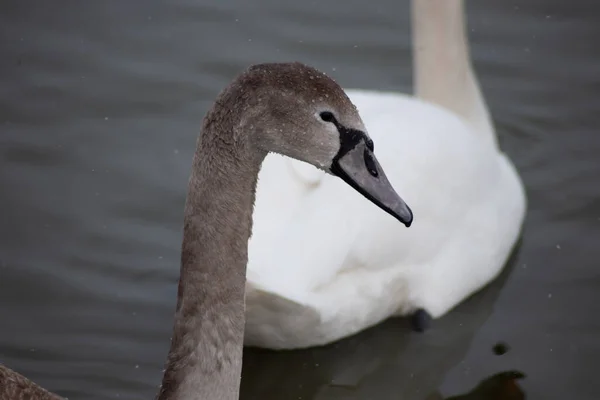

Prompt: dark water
[1,0,599,399]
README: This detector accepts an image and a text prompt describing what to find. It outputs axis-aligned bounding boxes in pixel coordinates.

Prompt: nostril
[365,138,374,152]
[364,149,378,177]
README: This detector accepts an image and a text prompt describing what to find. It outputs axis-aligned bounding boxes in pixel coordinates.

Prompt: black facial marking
[328,119,412,227]
[320,113,373,169]
[315,112,366,161]
[328,115,374,178]
[330,123,370,162]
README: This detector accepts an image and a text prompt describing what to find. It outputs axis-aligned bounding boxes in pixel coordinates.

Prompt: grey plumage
[1,62,408,400]
[156,62,364,400]
[0,364,62,400]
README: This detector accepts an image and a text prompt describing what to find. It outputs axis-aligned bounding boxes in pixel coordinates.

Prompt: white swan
[245,0,527,350]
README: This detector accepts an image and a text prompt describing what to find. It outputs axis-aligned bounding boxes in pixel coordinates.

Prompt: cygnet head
[208,62,413,226]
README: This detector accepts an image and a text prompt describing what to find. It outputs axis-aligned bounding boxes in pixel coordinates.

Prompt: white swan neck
[411,0,496,145]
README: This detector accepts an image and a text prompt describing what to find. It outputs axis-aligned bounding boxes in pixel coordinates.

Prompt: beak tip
[399,205,413,228]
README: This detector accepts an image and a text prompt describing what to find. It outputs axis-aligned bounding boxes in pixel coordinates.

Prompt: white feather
[245,0,527,349]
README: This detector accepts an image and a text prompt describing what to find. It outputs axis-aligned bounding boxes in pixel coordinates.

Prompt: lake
[1,0,599,399]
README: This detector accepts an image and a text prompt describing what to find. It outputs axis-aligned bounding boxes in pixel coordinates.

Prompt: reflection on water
[442,371,525,400]
[241,244,524,400]
[1,0,599,399]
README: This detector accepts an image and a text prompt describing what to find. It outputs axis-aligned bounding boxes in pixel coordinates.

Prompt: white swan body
[245,0,527,349]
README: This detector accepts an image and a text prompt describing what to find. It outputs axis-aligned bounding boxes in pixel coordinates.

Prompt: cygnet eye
[319,111,335,123]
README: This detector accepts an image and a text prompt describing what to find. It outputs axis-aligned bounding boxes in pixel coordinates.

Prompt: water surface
[1,0,599,399]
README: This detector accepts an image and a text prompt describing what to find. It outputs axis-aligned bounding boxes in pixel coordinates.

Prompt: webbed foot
[411,308,432,332]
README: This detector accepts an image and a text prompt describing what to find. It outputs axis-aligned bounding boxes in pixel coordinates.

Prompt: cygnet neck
[157,96,266,400]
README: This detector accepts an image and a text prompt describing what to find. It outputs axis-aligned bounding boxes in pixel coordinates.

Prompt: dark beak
[330,141,413,227]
